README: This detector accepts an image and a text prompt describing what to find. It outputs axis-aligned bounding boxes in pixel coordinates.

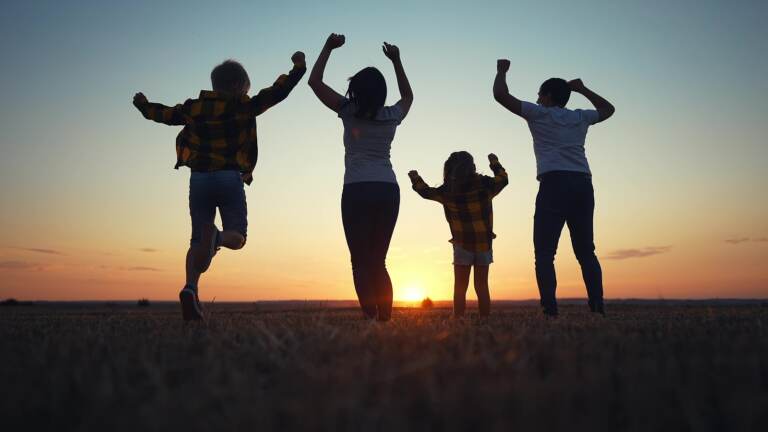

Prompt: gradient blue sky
[0,0,766,300]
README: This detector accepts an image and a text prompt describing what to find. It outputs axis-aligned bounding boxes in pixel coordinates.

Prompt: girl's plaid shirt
[412,161,508,252]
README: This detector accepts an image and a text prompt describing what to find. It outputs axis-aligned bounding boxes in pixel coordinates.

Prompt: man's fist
[497,59,510,73]
[408,170,420,181]
[568,79,585,93]
[133,92,147,106]
[488,153,499,164]
[325,33,345,49]
[291,51,305,66]
[382,42,400,61]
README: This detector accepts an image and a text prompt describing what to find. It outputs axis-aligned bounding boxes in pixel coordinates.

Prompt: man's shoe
[193,223,220,273]
[179,287,204,321]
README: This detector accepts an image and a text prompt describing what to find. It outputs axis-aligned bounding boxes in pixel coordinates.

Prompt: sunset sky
[0,0,766,301]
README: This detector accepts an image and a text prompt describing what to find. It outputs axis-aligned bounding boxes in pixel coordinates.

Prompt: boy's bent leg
[220,231,245,249]
[534,182,566,316]
[219,170,248,251]
[473,264,491,316]
[567,179,604,313]
[453,265,471,317]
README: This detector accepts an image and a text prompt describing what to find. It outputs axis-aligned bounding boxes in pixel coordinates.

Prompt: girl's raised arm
[383,42,413,117]
[308,33,347,112]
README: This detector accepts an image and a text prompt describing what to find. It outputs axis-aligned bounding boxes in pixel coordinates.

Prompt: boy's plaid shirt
[134,65,306,185]
[411,161,508,252]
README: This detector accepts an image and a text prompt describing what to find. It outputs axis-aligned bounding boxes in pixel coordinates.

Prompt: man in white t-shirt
[492,59,615,317]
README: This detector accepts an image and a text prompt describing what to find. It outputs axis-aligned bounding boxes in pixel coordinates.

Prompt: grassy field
[1,302,767,431]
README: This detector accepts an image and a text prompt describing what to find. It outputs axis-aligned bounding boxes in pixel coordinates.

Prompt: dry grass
[1,303,766,431]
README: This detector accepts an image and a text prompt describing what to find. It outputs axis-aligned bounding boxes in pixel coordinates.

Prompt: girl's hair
[443,151,477,193]
[346,67,387,120]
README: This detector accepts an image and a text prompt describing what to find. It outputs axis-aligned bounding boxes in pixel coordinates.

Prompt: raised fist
[325,33,345,50]
[382,42,400,61]
[568,79,585,93]
[291,51,305,66]
[133,92,148,106]
[497,59,510,73]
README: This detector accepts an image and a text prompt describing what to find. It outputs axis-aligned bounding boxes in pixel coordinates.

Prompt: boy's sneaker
[193,223,220,273]
[179,286,204,321]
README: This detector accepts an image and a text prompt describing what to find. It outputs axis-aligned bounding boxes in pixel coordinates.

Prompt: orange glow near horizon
[398,284,427,302]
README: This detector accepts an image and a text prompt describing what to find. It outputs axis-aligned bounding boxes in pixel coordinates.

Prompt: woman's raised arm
[307,33,347,113]
[383,42,413,117]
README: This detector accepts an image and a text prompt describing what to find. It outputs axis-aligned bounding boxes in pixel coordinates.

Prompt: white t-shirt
[520,101,600,177]
[338,100,404,184]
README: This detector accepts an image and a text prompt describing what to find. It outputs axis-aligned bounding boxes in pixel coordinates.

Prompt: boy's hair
[443,151,476,194]
[346,67,387,120]
[540,78,571,107]
[211,60,251,95]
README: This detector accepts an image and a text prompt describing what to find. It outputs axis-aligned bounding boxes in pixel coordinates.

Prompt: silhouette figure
[409,152,508,317]
[493,59,615,317]
[308,33,414,321]
[133,53,306,320]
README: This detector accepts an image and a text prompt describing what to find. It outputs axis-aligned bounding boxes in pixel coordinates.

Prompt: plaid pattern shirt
[134,65,306,185]
[412,161,508,252]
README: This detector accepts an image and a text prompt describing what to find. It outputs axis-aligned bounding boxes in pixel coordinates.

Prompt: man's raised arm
[493,59,523,117]
[569,79,615,122]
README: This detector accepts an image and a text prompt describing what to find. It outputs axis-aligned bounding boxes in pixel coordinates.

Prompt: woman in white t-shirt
[308,33,414,321]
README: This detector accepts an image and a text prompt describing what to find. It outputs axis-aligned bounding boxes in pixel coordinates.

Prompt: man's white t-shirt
[338,100,404,184]
[520,101,600,177]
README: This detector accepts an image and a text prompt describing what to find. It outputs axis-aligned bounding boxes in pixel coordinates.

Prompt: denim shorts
[189,170,247,245]
[453,245,493,266]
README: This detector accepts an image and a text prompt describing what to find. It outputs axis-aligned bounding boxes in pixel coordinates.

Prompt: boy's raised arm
[133,92,187,125]
[493,59,523,117]
[249,51,307,116]
[409,170,443,202]
[568,79,615,122]
[307,33,347,113]
[486,153,509,196]
[383,42,413,117]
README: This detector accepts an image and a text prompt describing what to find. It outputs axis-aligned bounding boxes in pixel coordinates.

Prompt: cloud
[138,248,158,253]
[725,236,768,244]
[13,247,65,255]
[0,260,44,270]
[604,246,671,260]
[725,237,751,244]
[122,266,162,272]
[96,265,163,272]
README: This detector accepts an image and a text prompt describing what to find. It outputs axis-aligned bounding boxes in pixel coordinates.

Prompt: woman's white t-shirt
[338,100,404,184]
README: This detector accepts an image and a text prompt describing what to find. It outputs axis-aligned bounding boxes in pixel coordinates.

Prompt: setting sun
[398,285,426,302]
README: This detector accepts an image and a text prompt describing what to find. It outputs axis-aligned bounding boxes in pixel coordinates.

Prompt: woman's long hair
[346,67,387,120]
[443,151,476,194]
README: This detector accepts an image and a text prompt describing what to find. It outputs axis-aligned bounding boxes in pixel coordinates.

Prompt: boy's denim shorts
[453,245,493,266]
[189,170,247,246]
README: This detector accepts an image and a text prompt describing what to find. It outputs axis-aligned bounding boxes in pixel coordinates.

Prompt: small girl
[408,152,508,317]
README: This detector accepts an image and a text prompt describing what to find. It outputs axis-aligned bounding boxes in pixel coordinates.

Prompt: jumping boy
[133,52,306,320]
[492,59,615,317]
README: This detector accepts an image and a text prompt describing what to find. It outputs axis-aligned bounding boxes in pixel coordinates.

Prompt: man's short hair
[211,60,250,94]
[540,78,571,107]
